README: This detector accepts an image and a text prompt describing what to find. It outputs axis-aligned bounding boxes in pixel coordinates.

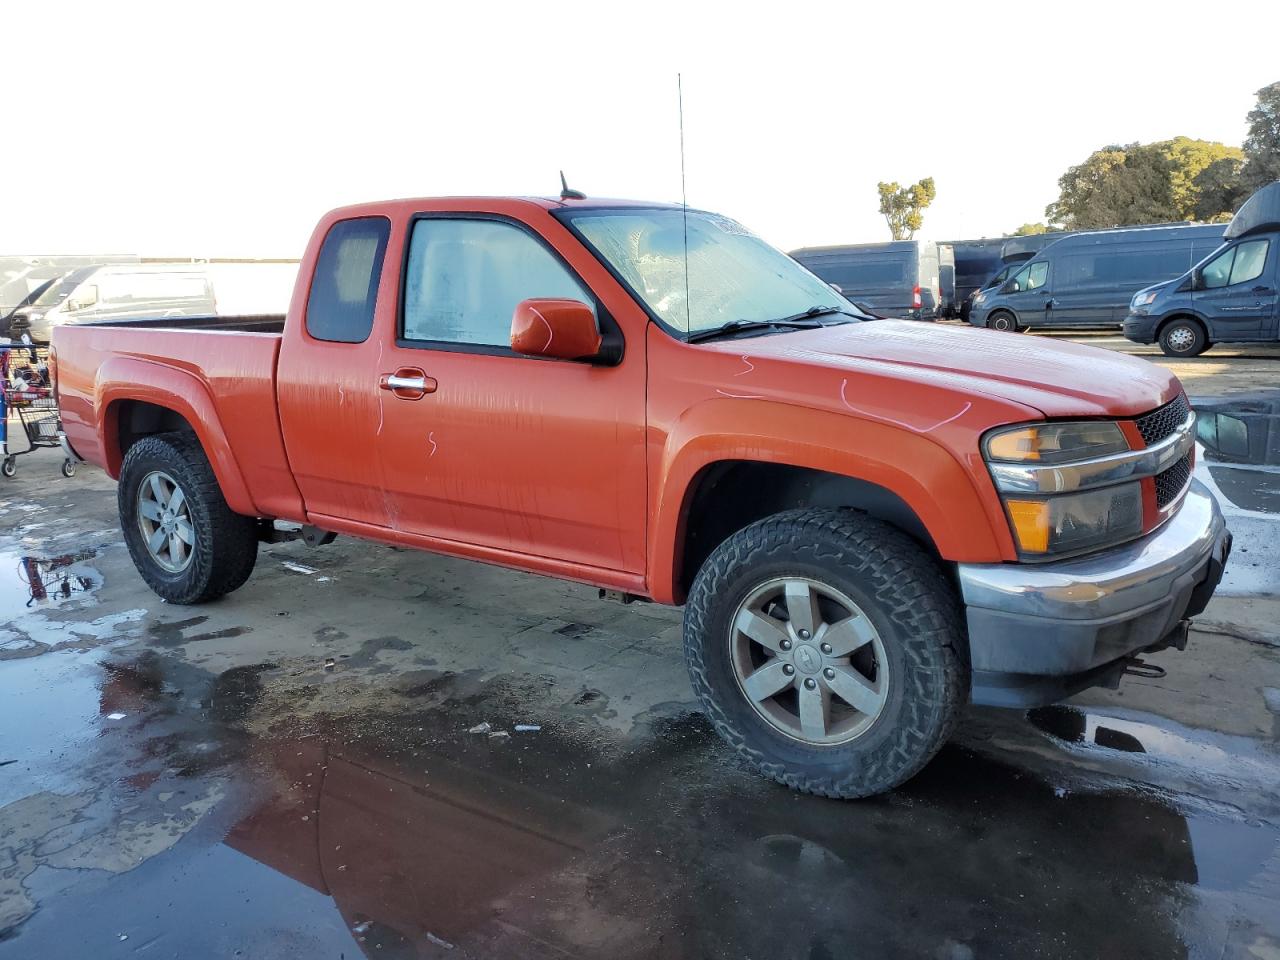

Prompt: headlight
[1003,483,1143,556]
[972,291,986,304]
[985,421,1129,464]
[984,420,1144,558]
[1131,290,1158,309]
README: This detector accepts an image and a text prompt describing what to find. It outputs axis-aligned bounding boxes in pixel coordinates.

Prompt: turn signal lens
[1004,483,1142,557]
[1006,499,1050,553]
[985,421,1129,465]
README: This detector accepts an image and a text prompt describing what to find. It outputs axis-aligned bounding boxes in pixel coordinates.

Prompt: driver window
[1200,247,1235,289]
[1026,261,1049,290]
[1007,265,1030,292]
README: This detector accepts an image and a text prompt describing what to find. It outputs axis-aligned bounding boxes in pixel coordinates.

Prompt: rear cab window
[306,216,391,343]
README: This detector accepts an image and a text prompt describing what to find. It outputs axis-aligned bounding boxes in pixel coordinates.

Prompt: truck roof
[1225,181,1280,240]
[321,196,686,220]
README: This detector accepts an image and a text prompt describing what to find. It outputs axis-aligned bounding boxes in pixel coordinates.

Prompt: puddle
[1192,392,1280,596]
[0,547,98,617]
[4,658,1278,957]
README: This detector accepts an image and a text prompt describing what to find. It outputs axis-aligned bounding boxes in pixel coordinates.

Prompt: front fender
[647,398,1013,604]
[97,356,257,516]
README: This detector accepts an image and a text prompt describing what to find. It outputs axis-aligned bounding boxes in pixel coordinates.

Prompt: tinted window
[1064,246,1193,286]
[1229,239,1269,286]
[1008,262,1047,291]
[403,218,592,347]
[306,217,391,343]
[814,258,908,288]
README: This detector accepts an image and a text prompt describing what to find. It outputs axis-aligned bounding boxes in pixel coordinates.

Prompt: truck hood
[729,319,1180,419]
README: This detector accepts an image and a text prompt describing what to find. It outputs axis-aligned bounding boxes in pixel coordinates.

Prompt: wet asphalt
[1,392,1279,959]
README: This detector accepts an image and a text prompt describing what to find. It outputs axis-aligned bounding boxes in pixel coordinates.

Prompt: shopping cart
[1,341,76,479]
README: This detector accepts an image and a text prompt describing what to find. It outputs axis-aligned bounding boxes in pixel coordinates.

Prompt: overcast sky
[4,0,1276,258]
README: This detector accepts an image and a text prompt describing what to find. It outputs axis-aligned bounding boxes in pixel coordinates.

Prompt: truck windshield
[561,208,859,337]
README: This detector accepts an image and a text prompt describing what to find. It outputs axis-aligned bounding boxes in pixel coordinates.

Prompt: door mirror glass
[510,299,603,362]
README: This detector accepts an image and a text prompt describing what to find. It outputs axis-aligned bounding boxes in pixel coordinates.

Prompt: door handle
[1254,286,1275,294]
[379,369,437,399]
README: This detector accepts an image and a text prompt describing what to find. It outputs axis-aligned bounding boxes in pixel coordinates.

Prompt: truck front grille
[1135,394,1190,447]
[1154,452,1192,509]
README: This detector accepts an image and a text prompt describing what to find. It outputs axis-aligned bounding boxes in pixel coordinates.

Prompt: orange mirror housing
[510,299,603,361]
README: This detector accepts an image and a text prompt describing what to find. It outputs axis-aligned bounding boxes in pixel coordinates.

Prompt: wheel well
[676,461,940,597]
[112,400,195,460]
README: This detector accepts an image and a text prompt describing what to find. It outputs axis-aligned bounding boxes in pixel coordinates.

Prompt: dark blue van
[791,241,945,320]
[1124,182,1280,356]
[969,223,1224,331]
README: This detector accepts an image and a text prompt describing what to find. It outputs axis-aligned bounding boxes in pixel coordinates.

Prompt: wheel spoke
[149,473,168,508]
[735,607,790,653]
[139,500,163,521]
[821,614,876,657]
[148,526,168,554]
[169,533,186,565]
[798,682,829,739]
[784,580,822,636]
[168,486,185,514]
[825,664,884,716]
[741,660,794,702]
[174,519,195,545]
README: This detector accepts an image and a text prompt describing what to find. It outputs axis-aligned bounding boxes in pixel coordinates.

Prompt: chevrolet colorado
[51,196,1231,797]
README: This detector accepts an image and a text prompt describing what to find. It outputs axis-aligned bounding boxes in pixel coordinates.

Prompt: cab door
[1000,260,1051,326]
[1193,238,1276,340]
[277,215,394,528]
[370,213,647,575]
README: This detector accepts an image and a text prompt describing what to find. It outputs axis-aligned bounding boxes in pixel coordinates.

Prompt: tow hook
[1122,657,1167,680]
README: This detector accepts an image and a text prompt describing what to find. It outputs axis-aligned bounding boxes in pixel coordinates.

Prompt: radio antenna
[678,73,690,333]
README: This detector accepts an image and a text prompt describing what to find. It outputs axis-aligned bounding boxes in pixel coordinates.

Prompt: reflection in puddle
[8,656,1271,959]
[1194,394,1280,515]
[0,547,97,613]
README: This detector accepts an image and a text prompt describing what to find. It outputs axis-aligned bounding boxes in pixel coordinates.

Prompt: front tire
[118,432,258,604]
[1158,318,1209,357]
[683,509,967,798]
[986,311,1019,332]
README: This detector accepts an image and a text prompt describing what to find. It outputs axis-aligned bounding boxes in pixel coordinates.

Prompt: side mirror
[68,285,98,311]
[511,298,603,361]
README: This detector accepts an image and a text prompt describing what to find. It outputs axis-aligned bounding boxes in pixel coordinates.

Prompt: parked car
[0,254,138,316]
[8,263,216,343]
[53,195,1230,799]
[791,240,945,320]
[1124,182,1280,356]
[969,224,1225,331]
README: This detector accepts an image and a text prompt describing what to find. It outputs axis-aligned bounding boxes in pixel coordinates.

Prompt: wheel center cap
[793,643,822,675]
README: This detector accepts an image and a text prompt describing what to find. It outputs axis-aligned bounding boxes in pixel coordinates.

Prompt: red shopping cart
[1,341,76,479]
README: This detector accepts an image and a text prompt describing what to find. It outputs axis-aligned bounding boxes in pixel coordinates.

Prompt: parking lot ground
[2,361,1280,959]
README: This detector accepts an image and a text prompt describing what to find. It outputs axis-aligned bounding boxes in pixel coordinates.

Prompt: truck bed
[53,316,303,520]
[80,313,286,334]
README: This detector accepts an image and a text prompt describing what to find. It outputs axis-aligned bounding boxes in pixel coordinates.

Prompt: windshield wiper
[686,305,859,344]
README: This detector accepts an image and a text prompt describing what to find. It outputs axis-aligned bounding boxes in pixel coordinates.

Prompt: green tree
[1192,155,1248,221]
[877,178,936,240]
[1241,81,1280,192]
[1007,222,1055,236]
[1046,139,1243,229]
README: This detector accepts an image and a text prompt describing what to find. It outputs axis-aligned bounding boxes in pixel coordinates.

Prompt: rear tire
[118,432,258,604]
[986,310,1019,332]
[682,509,968,799]
[1158,318,1209,357]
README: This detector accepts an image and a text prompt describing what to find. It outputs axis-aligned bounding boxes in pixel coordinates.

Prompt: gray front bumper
[957,480,1230,707]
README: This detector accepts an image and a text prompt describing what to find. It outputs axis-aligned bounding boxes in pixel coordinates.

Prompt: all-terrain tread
[683,508,968,799]
[118,432,258,604]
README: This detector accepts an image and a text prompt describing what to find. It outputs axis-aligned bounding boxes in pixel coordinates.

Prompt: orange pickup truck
[51,196,1231,797]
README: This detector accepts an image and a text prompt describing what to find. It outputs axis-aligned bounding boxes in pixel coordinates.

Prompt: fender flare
[97,356,257,516]
[647,398,1011,604]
